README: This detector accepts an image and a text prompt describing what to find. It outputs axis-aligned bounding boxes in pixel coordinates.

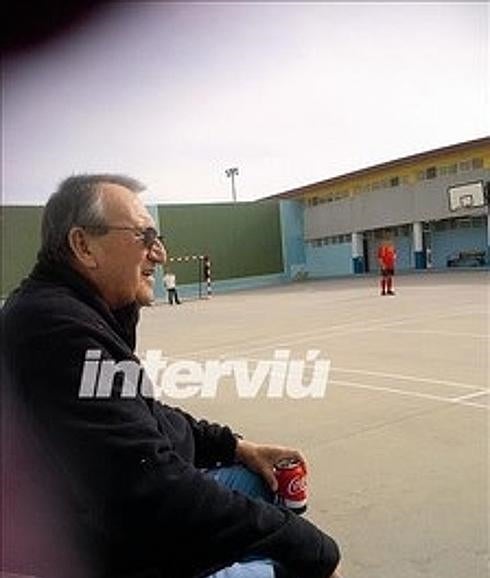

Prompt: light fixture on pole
[225,167,239,202]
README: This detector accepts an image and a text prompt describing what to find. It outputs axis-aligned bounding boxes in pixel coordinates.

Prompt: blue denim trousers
[204,465,276,578]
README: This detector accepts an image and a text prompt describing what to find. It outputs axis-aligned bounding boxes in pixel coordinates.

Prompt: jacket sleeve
[8,310,340,578]
[153,402,239,468]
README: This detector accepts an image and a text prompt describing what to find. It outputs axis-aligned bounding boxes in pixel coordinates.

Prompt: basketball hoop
[459,195,474,209]
[447,181,486,212]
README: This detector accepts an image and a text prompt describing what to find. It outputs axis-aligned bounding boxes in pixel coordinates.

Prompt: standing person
[163,268,181,304]
[1,174,343,578]
[377,236,397,295]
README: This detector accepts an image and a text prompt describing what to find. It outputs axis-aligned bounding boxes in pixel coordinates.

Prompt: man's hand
[235,439,306,492]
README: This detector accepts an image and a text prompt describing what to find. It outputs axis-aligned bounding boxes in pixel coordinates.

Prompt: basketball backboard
[447,181,487,212]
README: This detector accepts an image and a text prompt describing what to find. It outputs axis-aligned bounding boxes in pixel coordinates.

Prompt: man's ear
[67,227,98,269]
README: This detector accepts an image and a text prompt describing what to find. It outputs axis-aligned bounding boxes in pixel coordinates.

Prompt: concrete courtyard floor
[138,270,489,578]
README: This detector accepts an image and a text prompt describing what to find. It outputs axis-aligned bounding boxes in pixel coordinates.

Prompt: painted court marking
[166,305,486,361]
[375,328,488,339]
[330,367,486,392]
[143,301,487,410]
[329,379,489,410]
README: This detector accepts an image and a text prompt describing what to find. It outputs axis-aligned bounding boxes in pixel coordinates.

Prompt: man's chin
[136,277,156,306]
[137,293,154,306]
[136,286,155,306]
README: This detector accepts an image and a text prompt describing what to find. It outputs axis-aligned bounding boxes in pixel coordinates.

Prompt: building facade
[278,137,489,278]
[2,138,489,302]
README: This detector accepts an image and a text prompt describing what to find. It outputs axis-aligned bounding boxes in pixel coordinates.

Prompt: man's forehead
[99,183,153,224]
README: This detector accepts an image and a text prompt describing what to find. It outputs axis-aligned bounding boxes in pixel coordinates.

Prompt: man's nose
[148,238,167,264]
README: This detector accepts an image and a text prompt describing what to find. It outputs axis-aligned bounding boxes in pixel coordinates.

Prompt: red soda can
[274,458,307,514]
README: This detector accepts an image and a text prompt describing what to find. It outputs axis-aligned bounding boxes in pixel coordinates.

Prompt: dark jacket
[1,259,340,578]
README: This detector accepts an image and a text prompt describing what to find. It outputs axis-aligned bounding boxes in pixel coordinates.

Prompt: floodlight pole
[225,167,239,202]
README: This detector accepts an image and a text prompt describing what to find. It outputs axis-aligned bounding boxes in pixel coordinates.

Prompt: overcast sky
[2,2,488,206]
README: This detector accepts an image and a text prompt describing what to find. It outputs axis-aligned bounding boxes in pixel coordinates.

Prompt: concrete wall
[158,200,284,285]
[1,206,43,298]
[1,200,285,300]
[305,168,489,239]
[305,242,352,278]
[430,224,487,269]
[279,200,306,279]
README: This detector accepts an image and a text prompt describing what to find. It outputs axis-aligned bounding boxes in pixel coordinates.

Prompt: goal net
[165,255,212,300]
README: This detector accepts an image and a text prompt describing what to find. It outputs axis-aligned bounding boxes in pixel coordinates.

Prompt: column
[146,204,165,299]
[487,210,490,265]
[351,231,364,274]
[413,221,426,269]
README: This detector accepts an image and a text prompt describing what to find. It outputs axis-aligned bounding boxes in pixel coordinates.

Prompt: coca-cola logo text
[287,475,307,496]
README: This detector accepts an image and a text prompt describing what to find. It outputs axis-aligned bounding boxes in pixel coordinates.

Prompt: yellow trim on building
[298,140,490,205]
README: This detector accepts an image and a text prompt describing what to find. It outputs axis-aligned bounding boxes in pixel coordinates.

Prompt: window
[434,221,448,231]
[390,176,399,187]
[311,197,319,206]
[472,157,483,170]
[440,163,457,175]
[471,216,484,227]
[459,160,471,171]
[426,166,437,179]
[416,171,426,181]
[458,218,472,228]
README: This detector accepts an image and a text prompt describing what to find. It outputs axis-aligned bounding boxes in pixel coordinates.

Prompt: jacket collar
[30,256,140,351]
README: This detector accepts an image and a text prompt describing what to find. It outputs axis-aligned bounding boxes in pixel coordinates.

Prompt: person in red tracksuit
[377,240,397,296]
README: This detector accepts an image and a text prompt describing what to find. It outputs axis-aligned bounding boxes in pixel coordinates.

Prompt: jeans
[204,465,276,578]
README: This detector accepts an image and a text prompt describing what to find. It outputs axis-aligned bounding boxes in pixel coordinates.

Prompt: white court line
[451,390,490,402]
[330,379,489,410]
[331,367,486,391]
[195,357,485,392]
[215,307,487,360]
[144,350,486,409]
[374,329,488,339]
[167,305,486,361]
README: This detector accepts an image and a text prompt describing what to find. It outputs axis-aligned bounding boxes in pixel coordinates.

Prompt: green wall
[159,201,284,283]
[1,206,43,298]
[1,200,284,297]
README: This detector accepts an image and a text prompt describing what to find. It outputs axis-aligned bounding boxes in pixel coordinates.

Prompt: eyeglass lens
[142,228,163,247]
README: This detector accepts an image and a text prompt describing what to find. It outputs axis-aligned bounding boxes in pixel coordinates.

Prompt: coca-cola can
[274,457,307,514]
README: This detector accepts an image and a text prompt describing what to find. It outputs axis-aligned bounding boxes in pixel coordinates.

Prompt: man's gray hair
[39,173,145,264]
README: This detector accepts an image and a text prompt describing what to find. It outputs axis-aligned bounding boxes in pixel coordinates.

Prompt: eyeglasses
[83,225,164,249]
